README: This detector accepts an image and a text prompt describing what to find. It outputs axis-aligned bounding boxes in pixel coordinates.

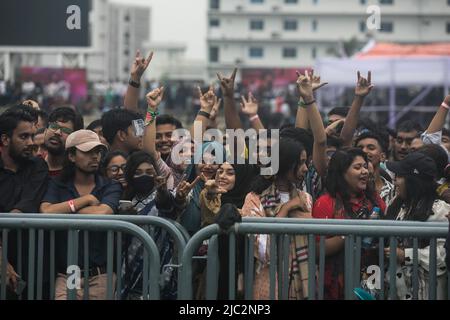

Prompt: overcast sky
[112,0,207,60]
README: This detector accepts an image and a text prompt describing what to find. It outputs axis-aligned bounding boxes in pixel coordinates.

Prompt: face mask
[132,175,155,195]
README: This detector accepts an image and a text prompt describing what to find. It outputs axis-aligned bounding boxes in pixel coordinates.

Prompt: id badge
[132,119,145,137]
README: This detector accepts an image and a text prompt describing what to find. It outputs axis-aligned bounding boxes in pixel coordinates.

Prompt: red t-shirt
[312,193,386,220]
[311,192,386,300]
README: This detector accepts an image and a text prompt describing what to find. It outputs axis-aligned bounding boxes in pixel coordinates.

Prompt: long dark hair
[60,147,77,183]
[123,151,157,200]
[250,137,305,194]
[326,147,377,217]
[384,174,437,222]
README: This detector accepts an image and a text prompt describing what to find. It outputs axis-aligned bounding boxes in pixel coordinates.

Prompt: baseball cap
[386,152,437,179]
[65,130,107,152]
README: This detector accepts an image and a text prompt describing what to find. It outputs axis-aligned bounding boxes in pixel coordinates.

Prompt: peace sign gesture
[217,68,238,98]
[240,92,259,117]
[198,85,217,113]
[146,87,165,111]
[176,175,202,201]
[355,71,374,97]
[131,50,154,81]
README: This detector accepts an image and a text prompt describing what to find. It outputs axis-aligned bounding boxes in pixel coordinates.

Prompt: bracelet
[441,102,449,110]
[198,110,211,119]
[68,199,76,213]
[145,108,159,125]
[303,99,316,106]
[298,100,308,109]
[249,114,259,122]
[128,78,140,88]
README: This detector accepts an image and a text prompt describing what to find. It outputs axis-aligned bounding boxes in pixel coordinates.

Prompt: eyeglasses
[48,123,74,135]
[107,164,126,174]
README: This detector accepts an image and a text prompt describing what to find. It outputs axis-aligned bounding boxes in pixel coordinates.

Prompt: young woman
[120,151,188,300]
[312,147,386,300]
[100,150,127,189]
[198,160,255,300]
[384,152,449,300]
[179,141,224,236]
[240,137,312,300]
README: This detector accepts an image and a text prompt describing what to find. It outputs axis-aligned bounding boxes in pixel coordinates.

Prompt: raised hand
[198,85,217,113]
[296,70,315,101]
[325,119,345,136]
[155,175,168,192]
[240,92,259,116]
[131,50,154,81]
[146,87,165,110]
[23,99,40,110]
[209,97,222,122]
[204,178,227,197]
[176,175,201,200]
[296,69,328,92]
[217,68,237,98]
[444,94,450,106]
[355,71,374,97]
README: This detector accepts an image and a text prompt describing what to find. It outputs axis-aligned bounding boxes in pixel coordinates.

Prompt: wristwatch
[128,78,140,88]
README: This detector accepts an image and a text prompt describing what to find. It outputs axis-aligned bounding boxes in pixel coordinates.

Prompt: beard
[9,144,33,165]
[45,137,65,156]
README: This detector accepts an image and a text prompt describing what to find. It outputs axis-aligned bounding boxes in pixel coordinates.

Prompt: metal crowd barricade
[0,213,188,300]
[0,217,160,300]
[179,219,449,300]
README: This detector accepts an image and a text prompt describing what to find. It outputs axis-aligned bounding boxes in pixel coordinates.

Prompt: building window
[360,21,366,32]
[379,0,393,4]
[283,48,297,58]
[284,20,298,30]
[312,47,317,59]
[250,0,264,3]
[209,46,219,62]
[209,19,220,27]
[360,0,367,4]
[380,22,394,32]
[285,0,298,3]
[312,19,318,31]
[249,47,264,58]
[250,20,264,30]
[312,0,319,4]
[447,23,450,33]
[210,0,220,9]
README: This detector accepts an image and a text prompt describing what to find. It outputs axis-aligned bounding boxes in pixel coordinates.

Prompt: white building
[107,1,151,81]
[207,0,450,77]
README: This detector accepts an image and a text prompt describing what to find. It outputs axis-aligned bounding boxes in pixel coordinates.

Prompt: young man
[0,105,49,297]
[101,108,143,155]
[44,107,84,177]
[355,131,396,205]
[155,114,183,163]
[392,120,423,161]
[40,130,122,300]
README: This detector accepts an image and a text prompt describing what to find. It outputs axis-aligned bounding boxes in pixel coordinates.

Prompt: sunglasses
[48,123,74,135]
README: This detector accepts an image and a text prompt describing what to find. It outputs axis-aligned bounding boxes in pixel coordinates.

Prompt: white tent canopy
[315,57,450,88]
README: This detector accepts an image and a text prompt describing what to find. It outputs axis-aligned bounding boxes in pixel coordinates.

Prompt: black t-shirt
[41,175,122,273]
[0,156,49,285]
[0,156,49,212]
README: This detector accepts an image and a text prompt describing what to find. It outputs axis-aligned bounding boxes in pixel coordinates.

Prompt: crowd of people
[1,50,450,300]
